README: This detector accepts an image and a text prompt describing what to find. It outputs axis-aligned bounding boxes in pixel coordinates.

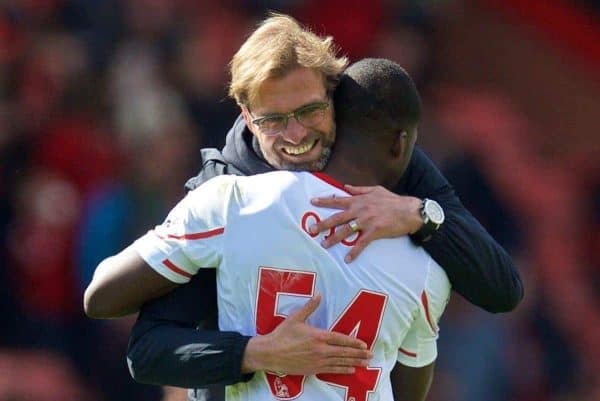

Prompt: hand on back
[310,185,423,262]
[242,294,372,376]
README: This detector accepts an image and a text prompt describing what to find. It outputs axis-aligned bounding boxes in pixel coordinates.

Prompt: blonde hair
[229,13,348,107]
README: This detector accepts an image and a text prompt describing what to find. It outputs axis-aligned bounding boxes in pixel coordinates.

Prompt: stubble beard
[277,145,332,172]
[270,123,335,172]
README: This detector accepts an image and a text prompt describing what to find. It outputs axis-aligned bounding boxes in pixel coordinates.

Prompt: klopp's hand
[242,294,372,375]
[309,185,423,262]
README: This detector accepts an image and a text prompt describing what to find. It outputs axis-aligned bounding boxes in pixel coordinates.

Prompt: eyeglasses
[249,101,330,136]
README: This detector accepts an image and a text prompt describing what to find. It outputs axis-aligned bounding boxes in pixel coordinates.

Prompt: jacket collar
[221,114,275,175]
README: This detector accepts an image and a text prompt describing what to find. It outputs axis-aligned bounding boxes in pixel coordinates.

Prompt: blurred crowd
[0,1,598,401]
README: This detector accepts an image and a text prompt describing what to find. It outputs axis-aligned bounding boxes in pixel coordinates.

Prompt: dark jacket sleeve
[397,146,523,312]
[127,254,254,388]
[127,152,254,389]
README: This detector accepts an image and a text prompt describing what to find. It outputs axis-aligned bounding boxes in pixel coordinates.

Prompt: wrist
[241,335,268,374]
[404,196,424,235]
[410,198,445,243]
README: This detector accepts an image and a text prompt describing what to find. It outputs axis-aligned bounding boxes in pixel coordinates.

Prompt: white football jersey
[133,171,451,401]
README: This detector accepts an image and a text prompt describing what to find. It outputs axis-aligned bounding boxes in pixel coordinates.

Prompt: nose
[280,117,309,145]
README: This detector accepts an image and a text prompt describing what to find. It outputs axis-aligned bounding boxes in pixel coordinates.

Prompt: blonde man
[231,13,346,172]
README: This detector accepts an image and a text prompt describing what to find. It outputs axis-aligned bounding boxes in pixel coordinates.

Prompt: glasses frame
[248,100,330,136]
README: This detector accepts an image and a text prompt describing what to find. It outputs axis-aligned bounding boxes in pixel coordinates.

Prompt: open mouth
[281,139,319,156]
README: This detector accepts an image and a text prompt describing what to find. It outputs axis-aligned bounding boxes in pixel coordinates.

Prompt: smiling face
[242,67,336,171]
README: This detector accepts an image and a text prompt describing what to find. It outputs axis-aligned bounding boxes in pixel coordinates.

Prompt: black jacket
[127,114,523,392]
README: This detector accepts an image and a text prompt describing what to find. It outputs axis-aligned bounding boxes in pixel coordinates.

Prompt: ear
[390,130,407,159]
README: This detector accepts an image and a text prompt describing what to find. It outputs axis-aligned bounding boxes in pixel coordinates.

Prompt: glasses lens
[296,104,327,128]
[257,116,285,135]
[253,102,328,135]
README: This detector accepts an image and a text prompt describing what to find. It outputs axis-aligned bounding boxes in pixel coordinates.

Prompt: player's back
[213,171,451,401]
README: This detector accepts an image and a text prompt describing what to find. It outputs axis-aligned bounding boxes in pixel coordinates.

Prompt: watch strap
[410,198,442,244]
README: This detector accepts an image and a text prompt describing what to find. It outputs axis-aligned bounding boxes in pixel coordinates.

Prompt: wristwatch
[410,198,444,243]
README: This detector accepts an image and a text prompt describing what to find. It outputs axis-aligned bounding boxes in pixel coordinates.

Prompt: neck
[322,139,403,189]
[323,143,393,187]
[324,162,382,187]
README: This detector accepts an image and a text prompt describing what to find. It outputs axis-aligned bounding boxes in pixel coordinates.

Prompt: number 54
[255,267,387,401]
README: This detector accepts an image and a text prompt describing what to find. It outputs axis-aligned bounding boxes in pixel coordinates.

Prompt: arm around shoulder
[125,272,256,387]
[127,317,253,387]
[400,146,523,312]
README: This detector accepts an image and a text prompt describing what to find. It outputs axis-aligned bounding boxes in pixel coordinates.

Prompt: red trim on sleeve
[157,227,225,240]
[399,347,417,358]
[162,259,193,278]
[421,291,436,332]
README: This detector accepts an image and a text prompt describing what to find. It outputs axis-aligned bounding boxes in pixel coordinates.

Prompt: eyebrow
[257,98,328,117]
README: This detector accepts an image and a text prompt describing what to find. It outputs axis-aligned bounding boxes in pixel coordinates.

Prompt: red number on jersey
[256,267,386,401]
[256,267,315,399]
[316,290,385,401]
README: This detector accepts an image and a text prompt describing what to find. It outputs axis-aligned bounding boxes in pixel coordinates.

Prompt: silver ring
[348,220,360,233]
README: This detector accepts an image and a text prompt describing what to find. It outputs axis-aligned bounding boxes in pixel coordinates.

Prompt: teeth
[283,140,316,155]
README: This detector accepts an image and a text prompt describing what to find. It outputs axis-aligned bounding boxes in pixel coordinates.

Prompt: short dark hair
[334,58,422,138]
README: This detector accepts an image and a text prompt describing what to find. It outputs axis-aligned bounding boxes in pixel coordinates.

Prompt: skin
[241,68,336,172]
[84,247,179,318]
[311,185,423,262]
[391,361,435,401]
[240,293,373,375]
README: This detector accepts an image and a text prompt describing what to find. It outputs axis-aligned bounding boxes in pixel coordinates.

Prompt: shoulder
[186,172,298,211]
[426,258,451,290]
[368,239,450,297]
[188,175,239,197]
[423,258,451,317]
[177,175,241,220]
[234,171,302,194]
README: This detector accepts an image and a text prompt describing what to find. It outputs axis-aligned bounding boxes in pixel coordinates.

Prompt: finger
[324,331,367,349]
[344,234,373,263]
[343,184,376,195]
[317,366,356,375]
[288,293,321,322]
[321,222,355,248]
[308,211,353,235]
[324,346,373,360]
[325,357,371,368]
[310,195,352,209]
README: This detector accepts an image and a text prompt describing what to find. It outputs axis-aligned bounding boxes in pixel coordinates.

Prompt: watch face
[425,200,445,225]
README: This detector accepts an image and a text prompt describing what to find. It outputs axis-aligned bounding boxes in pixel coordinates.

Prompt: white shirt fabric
[133,171,451,401]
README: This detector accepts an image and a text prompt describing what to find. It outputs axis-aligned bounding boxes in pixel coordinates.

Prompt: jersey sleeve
[132,175,236,283]
[397,259,451,367]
